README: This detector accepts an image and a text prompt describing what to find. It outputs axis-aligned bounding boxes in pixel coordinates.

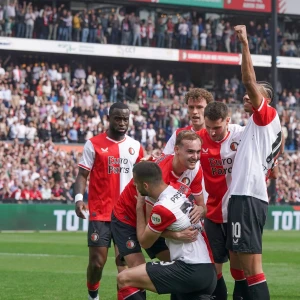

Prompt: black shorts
[146,260,216,298]
[111,213,142,257]
[204,218,228,264]
[88,221,112,247]
[111,213,169,259]
[226,196,268,254]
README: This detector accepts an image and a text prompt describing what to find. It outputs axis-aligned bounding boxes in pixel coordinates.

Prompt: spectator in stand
[25,5,35,38]
[121,14,131,45]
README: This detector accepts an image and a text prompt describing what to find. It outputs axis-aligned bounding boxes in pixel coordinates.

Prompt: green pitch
[0,231,299,300]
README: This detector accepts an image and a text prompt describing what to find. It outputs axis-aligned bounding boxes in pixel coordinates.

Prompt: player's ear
[226,117,231,124]
[143,182,148,190]
[174,145,179,154]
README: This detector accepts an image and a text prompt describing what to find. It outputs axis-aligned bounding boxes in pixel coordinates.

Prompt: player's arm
[269,165,279,179]
[235,25,262,109]
[146,198,197,243]
[74,140,94,219]
[136,194,161,249]
[74,167,89,219]
[189,194,206,223]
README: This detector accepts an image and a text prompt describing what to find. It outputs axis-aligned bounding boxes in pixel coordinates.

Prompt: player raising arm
[227,25,282,300]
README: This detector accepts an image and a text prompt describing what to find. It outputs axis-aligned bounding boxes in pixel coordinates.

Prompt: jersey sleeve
[148,204,177,233]
[78,140,95,171]
[190,166,203,196]
[162,131,176,155]
[253,98,277,126]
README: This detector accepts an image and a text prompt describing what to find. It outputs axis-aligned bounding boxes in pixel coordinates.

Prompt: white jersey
[230,98,282,202]
[148,183,214,264]
[199,124,245,223]
[162,125,193,155]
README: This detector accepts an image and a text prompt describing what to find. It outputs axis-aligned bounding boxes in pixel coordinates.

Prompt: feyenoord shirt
[230,99,282,202]
[162,125,193,155]
[162,124,208,202]
[148,182,214,264]
[79,132,143,221]
[198,124,244,223]
[113,154,203,227]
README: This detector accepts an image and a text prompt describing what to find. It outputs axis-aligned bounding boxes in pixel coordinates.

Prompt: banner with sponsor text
[129,0,223,8]
[129,0,300,15]
[1,37,300,69]
[0,204,299,231]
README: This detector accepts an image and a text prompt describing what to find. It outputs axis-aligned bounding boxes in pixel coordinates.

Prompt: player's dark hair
[175,130,201,147]
[109,102,129,115]
[133,161,162,185]
[257,81,274,103]
[204,102,228,121]
[184,88,214,105]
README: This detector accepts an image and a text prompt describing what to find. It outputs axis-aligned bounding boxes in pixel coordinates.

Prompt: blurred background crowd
[0,0,299,206]
[0,1,300,56]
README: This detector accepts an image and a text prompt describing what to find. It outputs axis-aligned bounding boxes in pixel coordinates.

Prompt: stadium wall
[1,204,300,231]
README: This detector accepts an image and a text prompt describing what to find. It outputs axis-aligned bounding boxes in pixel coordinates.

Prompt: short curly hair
[184,88,214,105]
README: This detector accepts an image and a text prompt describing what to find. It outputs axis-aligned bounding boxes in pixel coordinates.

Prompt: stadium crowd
[0,59,299,204]
[0,1,300,56]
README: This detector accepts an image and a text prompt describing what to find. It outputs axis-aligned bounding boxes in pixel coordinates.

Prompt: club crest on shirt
[151,213,162,225]
[230,142,239,152]
[181,177,190,185]
[91,232,99,242]
[128,147,135,155]
[126,239,136,249]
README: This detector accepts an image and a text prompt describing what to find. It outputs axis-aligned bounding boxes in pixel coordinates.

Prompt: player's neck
[107,130,126,141]
[149,183,169,201]
[172,156,185,177]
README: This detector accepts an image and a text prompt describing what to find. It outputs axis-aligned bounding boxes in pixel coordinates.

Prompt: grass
[0,231,299,300]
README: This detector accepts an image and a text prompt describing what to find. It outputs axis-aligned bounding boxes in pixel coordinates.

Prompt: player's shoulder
[228,124,245,135]
[156,154,173,166]
[124,134,141,147]
[176,125,193,135]
[196,128,207,138]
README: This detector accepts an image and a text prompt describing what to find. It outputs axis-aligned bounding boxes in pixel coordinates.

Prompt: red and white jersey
[198,124,244,223]
[148,182,214,264]
[230,99,282,202]
[79,132,143,221]
[162,125,193,155]
[113,154,203,227]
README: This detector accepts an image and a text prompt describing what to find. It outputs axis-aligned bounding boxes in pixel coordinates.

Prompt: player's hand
[75,200,87,219]
[234,25,248,45]
[189,205,204,224]
[176,226,198,242]
[135,189,145,207]
[140,155,153,161]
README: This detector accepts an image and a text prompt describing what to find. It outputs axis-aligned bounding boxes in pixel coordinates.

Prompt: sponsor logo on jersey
[181,177,190,185]
[126,239,136,249]
[101,147,108,152]
[128,147,135,155]
[151,213,162,225]
[202,148,209,154]
[108,156,130,174]
[91,232,99,242]
[230,142,239,151]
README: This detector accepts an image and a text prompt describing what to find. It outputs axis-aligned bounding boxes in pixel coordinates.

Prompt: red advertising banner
[223,0,271,12]
[179,50,240,65]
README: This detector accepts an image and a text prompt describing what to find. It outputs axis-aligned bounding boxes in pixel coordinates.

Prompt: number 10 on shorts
[232,222,241,243]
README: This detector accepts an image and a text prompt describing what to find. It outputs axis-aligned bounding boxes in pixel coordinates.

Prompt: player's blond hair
[184,88,214,105]
[175,130,201,147]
